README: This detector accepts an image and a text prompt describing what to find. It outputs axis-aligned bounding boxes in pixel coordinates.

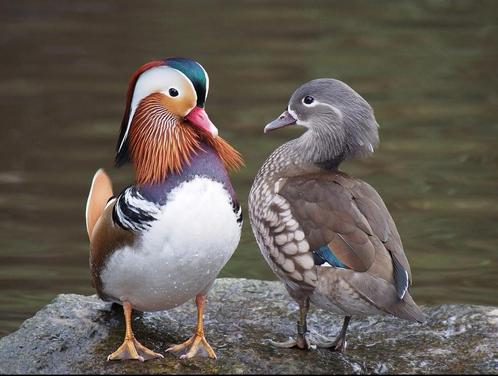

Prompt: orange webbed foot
[107,301,164,362]
[165,294,217,360]
[107,337,164,362]
[166,333,217,359]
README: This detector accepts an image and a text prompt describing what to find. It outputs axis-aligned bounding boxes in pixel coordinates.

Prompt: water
[0,0,497,336]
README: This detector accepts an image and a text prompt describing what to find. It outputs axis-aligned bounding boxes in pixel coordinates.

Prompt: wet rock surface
[0,278,496,374]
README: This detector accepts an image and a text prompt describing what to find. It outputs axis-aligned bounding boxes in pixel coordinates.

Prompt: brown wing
[85,169,113,240]
[279,171,412,288]
[339,174,412,282]
[279,172,376,272]
[89,198,134,299]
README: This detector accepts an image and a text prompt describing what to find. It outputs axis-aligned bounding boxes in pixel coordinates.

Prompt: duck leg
[166,294,217,359]
[269,297,313,350]
[315,316,351,352]
[107,301,164,361]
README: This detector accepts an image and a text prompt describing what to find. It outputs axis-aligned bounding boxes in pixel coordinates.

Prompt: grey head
[265,78,379,168]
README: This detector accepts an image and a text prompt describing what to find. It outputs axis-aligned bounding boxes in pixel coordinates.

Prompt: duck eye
[303,96,314,105]
[169,88,179,97]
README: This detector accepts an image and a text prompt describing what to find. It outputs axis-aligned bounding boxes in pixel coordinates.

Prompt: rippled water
[0,0,497,336]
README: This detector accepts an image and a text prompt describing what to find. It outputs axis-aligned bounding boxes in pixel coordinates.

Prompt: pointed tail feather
[85,169,113,240]
[333,268,426,323]
[393,292,426,323]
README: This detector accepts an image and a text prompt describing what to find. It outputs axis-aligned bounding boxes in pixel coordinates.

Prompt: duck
[248,78,425,352]
[85,57,243,361]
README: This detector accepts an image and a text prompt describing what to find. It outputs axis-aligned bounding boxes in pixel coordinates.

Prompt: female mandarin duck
[248,79,424,352]
[85,58,243,361]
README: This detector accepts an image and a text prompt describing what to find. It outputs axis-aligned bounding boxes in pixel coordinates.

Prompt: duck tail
[85,169,113,240]
[393,292,426,323]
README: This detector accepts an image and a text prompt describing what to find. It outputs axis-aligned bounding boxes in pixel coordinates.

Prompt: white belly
[100,177,241,312]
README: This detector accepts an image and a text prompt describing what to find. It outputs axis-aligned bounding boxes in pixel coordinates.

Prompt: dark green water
[1,0,497,336]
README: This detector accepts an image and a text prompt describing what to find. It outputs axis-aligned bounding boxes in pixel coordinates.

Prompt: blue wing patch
[313,245,349,269]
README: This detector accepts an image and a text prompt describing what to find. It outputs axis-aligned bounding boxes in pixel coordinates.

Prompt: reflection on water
[0,0,497,336]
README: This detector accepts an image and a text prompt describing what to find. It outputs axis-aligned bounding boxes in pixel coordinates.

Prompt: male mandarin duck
[85,58,243,361]
[248,79,425,352]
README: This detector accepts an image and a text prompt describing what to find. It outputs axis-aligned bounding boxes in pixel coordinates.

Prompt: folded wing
[85,169,113,240]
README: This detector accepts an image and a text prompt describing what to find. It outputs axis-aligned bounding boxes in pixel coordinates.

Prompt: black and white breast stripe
[112,187,160,231]
[232,199,243,227]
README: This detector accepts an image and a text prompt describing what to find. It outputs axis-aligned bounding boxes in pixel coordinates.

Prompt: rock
[0,278,496,374]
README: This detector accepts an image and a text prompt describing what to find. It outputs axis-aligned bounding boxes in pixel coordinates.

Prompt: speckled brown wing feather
[279,171,411,284]
[279,172,376,272]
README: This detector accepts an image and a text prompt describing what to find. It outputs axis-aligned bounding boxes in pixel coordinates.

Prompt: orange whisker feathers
[205,136,244,172]
[129,94,200,185]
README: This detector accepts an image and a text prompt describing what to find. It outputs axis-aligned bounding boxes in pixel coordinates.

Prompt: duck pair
[85,57,424,361]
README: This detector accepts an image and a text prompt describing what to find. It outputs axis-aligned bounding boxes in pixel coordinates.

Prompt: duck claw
[107,337,163,362]
[312,332,347,352]
[166,334,217,359]
[267,335,316,350]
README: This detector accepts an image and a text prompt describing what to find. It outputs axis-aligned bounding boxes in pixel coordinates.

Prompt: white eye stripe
[288,99,343,128]
[303,100,343,120]
[117,65,196,154]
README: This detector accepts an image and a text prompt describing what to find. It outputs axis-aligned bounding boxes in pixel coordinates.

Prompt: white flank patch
[101,177,241,312]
